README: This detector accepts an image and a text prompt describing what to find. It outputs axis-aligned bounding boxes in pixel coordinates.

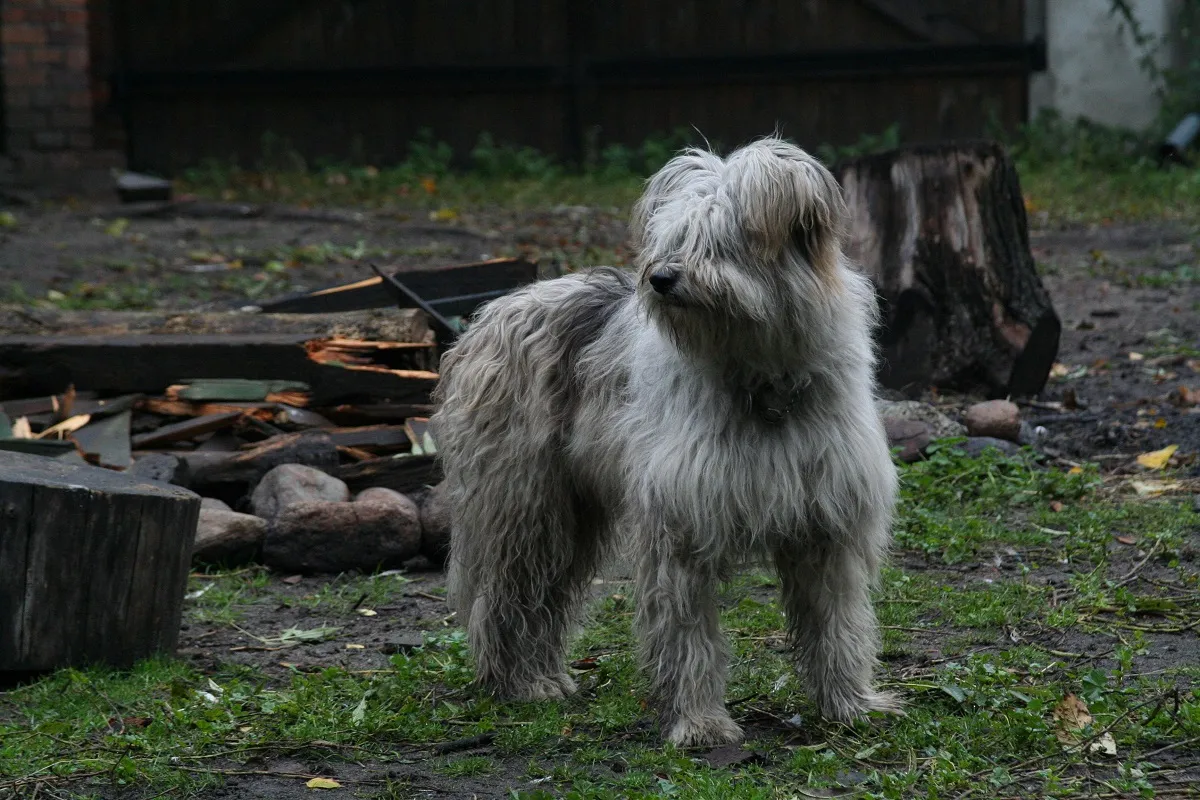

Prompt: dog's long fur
[431,138,900,746]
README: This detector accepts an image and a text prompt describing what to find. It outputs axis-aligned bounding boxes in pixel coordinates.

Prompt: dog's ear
[728,139,847,275]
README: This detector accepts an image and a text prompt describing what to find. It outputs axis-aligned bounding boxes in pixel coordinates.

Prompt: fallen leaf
[428,207,458,222]
[1049,501,1064,513]
[1170,386,1198,407]
[305,777,341,789]
[1155,418,1168,429]
[1053,693,1092,744]
[1136,444,1178,470]
[1129,352,1145,362]
[282,575,303,585]
[421,176,437,195]
[11,416,33,439]
[105,218,129,237]
[1068,466,1084,475]
[1050,362,1072,378]
[1116,535,1138,545]
[0,211,18,228]
[1131,479,1181,497]
[356,608,377,617]
[344,644,365,650]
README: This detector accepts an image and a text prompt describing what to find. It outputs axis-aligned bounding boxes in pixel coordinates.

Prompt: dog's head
[630,138,850,361]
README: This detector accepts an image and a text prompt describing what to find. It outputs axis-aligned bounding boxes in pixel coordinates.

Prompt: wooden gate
[96,0,1043,173]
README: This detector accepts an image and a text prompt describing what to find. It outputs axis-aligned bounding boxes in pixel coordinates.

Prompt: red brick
[67,89,91,109]
[7,67,48,88]
[49,70,88,90]
[31,46,65,64]
[2,23,48,45]
[33,130,67,150]
[51,108,91,128]
[6,109,48,130]
[4,49,31,68]
[65,47,89,69]
[5,89,34,109]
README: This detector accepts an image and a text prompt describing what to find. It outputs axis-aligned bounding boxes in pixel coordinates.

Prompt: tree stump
[837,141,1061,398]
[0,452,200,671]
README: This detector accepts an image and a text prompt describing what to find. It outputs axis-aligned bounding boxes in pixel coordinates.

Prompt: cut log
[186,431,340,493]
[0,452,200,671]
[336,454,442,496]
[837,140,1061,397]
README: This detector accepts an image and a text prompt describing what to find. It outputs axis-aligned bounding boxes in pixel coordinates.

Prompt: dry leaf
[1049,501,1064,512]
[1154,418,1168,429]
[1068,466,1084,475]
[344,644,365,650]
[34,414,91,440]
[1129,352,1145,362]
[357,608,377,617]
[1136,444,1178,470]
[1050,362,1072,378]
[1116,535,1138,545]
[11,416,33,439]
[305,777,341,789]
[1052,694,1114,754]
[1131,479,1181,497]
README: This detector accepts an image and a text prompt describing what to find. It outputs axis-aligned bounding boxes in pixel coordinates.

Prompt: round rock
[883,418,932,463]
[263,497,421,574]
[963,400,1021,442]
[250,463,349,520]
[194,507,267,565]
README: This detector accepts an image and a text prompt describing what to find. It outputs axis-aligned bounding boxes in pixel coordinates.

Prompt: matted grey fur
[431,137,901,747]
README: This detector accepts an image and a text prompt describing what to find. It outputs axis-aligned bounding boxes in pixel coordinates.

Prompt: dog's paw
[819,689,906,723]
[664,714,744,747]
[506,673,578,701]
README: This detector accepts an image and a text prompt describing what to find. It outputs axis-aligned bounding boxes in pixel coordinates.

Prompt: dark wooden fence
[95,0,1043,174]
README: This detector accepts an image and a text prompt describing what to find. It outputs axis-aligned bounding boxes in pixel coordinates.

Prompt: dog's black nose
[648,269,679,295]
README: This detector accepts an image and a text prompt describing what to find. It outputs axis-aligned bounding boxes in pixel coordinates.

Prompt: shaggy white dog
[431,138,900,746]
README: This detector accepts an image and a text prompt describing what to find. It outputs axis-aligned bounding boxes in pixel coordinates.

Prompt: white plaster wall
[1029,0,1180,131]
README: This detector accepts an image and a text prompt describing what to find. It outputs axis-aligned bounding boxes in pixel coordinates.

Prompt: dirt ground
[3,202,1198,797]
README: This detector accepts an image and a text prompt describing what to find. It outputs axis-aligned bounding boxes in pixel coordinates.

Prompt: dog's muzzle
[648,268,680,295]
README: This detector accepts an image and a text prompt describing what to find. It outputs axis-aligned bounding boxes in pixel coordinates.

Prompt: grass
[3,449,1198,798]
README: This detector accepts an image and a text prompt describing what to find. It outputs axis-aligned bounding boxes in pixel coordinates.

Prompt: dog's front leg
[634,540,743,747]
[774,540,902,722]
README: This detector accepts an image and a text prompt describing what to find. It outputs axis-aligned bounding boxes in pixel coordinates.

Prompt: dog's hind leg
[774,536,903,722]
[456,486,607,702]
[635,539,743,747]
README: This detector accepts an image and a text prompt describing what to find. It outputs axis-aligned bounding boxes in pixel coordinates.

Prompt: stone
[883,417,932,462]
[250,463,349,520]
[963,400,1021,442]
[418,482,452,565]
[128,452,190,487]
[875,399,966,440]
[200,497,232,512]
[953,436,1022,458]
[193,507,267,565]
[263,496,421,574]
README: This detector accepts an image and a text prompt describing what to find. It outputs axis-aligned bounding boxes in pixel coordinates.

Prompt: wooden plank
[258,258,539,316]
[0,335,438,406]
[131,411,244,449]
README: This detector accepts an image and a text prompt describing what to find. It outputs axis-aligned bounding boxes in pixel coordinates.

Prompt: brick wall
[2,0,94,153]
